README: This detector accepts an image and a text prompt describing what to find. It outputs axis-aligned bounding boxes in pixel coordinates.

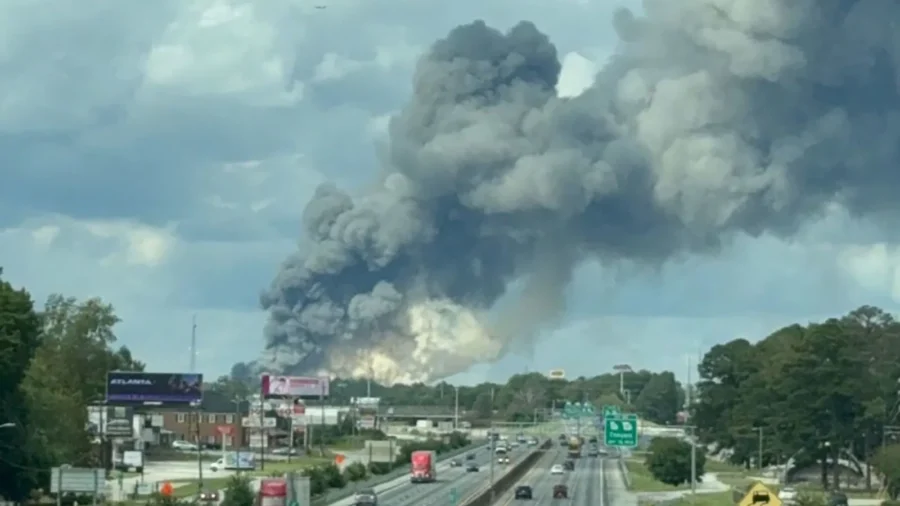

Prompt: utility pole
[690,425,696,495]
[319,381,326,456]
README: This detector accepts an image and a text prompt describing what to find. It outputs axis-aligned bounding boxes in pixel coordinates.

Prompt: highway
[492,451,607,506]
[329,443,534,506]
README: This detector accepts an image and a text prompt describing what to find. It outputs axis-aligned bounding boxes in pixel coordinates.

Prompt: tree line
[218,368,686,425]
[691,305,900,490]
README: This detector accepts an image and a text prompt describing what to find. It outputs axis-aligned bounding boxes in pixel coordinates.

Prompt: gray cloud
[255,2,900,384]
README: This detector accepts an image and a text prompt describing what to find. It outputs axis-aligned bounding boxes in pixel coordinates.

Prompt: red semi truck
[409,450,436,483]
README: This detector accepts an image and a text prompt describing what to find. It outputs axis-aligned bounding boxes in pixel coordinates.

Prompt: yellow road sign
[739,482,781,506]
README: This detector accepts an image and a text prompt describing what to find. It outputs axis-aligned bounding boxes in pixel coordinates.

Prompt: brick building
[158,391,251,448]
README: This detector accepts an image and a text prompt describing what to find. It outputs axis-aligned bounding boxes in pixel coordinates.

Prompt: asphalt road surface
[493,451,607,506]
[329,444,533,506]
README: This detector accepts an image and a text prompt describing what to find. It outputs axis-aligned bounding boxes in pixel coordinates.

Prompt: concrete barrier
[617,457,632,489]
[460,440,553,506]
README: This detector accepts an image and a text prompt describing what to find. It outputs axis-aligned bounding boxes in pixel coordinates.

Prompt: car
[466,453,475,460]
[270,447,299,456]
[553,485,568,498]
[598,448,608,456]
[827,492,848,506]
[550,464,564,475]
[449,459,462,467]
[209,458,226,471]
[528,439,538,446]
[172,440,198,451]
[354,489,377,505]
[779,487,798,505]
[498,456,510,464]
[514,486,533,499]
[563,460,575,470]
[198,490,219,502]
[467,464,479,472]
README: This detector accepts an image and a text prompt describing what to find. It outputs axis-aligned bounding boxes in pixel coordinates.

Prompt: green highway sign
[450,487,458,505]
[288,501,299,506]
[604,414,638,447]
[562,401,595,419]
[602,405,619,418]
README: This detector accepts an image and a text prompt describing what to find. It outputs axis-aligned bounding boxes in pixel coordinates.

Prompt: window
[207,414,217,424]
[225,414,234,424]
[176,413,186,423]
[207,435,216,445]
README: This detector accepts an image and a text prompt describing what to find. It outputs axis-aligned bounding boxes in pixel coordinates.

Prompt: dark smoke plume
[248,1,900,383]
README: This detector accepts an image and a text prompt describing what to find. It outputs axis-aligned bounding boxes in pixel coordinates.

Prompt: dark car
[828,492,848,506]
[354,489,377,506]
[467,463,479,472]
[466,453,475,460]
[198,491,219,503]
[563,460,575,470]
[514,486,533,499]
[553,485,568,498]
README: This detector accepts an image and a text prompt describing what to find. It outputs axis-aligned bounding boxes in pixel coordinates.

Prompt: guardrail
[459,439,553,506]
[617,456,632,489]
[312,440,487,506]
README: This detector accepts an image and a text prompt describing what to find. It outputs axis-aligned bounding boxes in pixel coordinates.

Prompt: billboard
[547,369,566,379]
[106,372,203,405]
[261,375,329,399]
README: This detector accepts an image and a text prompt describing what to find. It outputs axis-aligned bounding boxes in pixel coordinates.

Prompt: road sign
[562,401,595,419]
[217,425,233,435]
[604,416,638,447]
[50,467,106,494]
[602,405,619,418]
[738,482,781,506]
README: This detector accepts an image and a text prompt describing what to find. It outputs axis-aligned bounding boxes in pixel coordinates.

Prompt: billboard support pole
[288,397,296,463]
[259,394,266,471]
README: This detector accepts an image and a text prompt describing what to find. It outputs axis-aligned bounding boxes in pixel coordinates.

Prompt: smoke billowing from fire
[250,1,900,384]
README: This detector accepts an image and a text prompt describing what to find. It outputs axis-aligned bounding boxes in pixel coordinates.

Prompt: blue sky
[3,0,899,385]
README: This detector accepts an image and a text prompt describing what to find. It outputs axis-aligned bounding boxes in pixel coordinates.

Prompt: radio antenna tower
[190,314,197,373]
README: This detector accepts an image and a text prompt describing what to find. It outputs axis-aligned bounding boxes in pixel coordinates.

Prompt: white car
[172,440,198,451]
[498,456,510,464]
[550,464,564,475]
[779,487,798,505]
[209,458,225,471]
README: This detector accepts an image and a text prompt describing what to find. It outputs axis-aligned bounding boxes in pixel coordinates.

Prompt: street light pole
[454,387,459,430]
[757,427,764,470]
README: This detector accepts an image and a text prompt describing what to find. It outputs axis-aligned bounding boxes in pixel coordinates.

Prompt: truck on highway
[409,450,436,483]
[567,436,583,458]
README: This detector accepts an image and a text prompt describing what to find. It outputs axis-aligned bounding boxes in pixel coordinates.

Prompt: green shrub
[344,461,368,481]
[220,476,254,506]
[368,462,392,475]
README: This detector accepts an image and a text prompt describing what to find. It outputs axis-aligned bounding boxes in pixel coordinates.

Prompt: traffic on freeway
[493,449,607,506]
[332,443,532,506]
